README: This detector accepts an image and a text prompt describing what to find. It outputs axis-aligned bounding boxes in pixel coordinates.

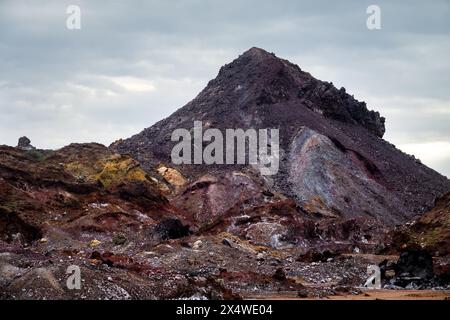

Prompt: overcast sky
[1,0,449,177]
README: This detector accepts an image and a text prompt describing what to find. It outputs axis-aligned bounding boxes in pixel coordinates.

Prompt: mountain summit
[207,47,385,137]
[113,48,449,224]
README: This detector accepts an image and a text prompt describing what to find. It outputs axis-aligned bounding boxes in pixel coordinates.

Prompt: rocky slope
[0,142,188,248]
[0,141,381,299]
[0,141,389,299]
[1,141,448,299]
[387,191,450,257]
[113,47,450,225]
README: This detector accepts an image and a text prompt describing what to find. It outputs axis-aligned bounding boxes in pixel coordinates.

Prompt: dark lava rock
[0,207,42,244]
[297,289,309,298]
[112,233,127,245]
[221,238,232,247]
[395,249,434,280]
[297,249,338,263]
[387,249,448,289]
[273,267,287,281]
[17,136,35,150]
[153,218,191,240]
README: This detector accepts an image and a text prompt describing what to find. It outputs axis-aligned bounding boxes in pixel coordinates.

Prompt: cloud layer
[1,0,449,177]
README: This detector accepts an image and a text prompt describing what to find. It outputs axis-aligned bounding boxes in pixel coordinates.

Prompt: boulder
[17,136,35,150]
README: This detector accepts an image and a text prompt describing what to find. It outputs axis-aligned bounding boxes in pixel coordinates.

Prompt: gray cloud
[0,0,449,176]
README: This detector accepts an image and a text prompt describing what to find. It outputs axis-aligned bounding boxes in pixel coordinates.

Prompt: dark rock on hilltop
[112,47,450,224]
[17,136,35,151]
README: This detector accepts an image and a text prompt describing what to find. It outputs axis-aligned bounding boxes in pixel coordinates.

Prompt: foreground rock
[16,136,35,151]
[379,249,449,289]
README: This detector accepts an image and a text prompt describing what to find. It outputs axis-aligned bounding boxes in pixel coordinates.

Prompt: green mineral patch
[94,155,147,188]
[65,154,149,188]
[64,161,98,181]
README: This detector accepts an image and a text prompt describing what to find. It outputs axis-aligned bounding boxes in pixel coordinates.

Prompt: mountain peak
[241,47,276,60]
[214,47,284,82]
[206,48,385,138]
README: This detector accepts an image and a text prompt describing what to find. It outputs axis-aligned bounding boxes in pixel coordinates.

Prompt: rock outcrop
[288,127,406,223]
[387,191,450,257]
[16,136,35,151]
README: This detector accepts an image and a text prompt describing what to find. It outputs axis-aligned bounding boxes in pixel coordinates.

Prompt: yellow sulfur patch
[94,155,148,188]
[65,154,150,188]
[157,165,187,186]
[89,239,101,247]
